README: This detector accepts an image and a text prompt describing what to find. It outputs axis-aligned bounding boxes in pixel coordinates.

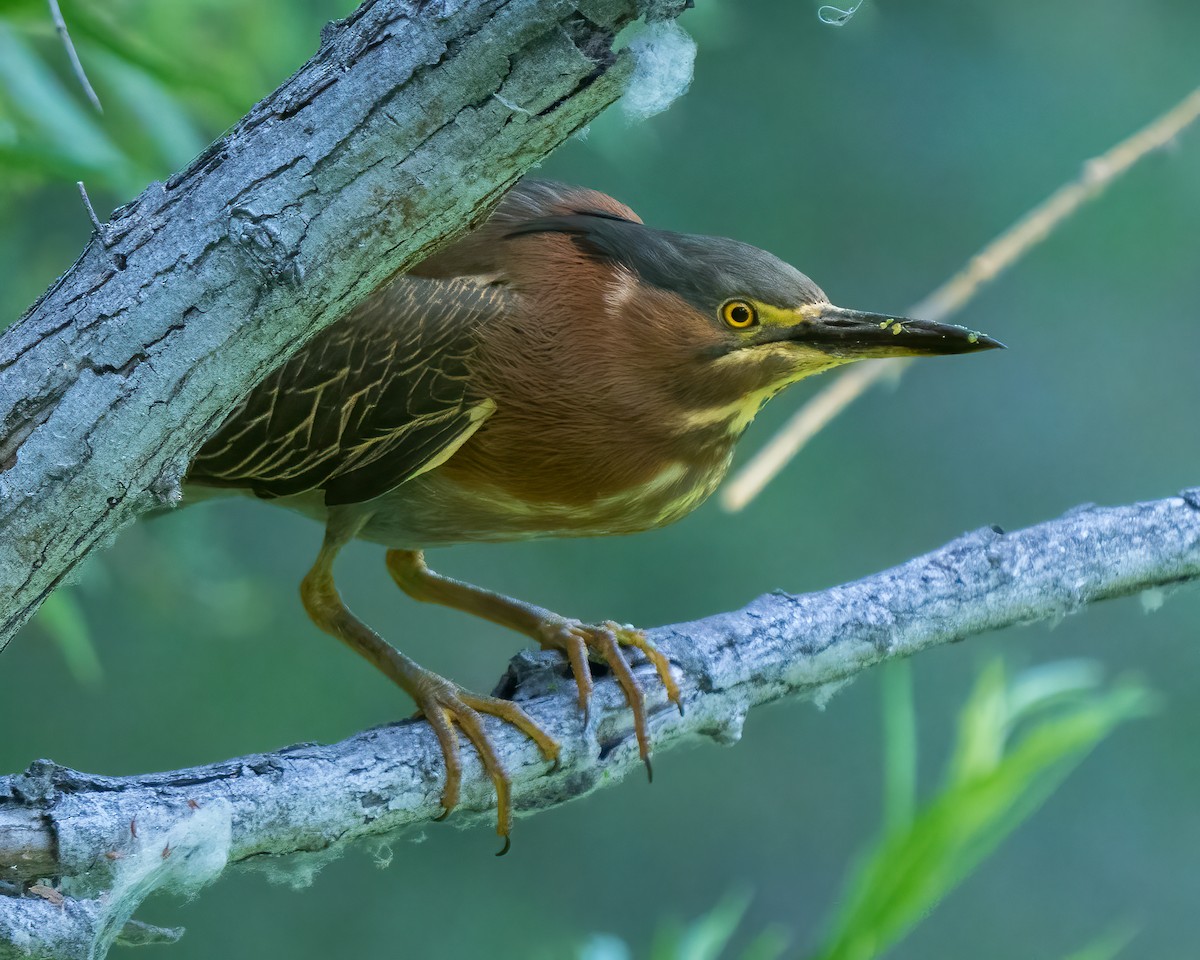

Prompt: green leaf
[670,891,752,960]
[90,46,207,171]
[815,659,1152,960]
[735,927,789,960]
[591,891,778,960]
[1061,923,1138,960]
[0,23,142,190]
[942,657,1008,786]
[580,935,633,960]
[57,1,247,116]
[0,0,44,18]
[35,589,103,686]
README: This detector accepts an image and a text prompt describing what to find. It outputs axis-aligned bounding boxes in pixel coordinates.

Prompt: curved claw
[644,756,653,784]
[609,624,682,714]
[422,702,462,817]
[495,836,511,858]
[542,619,681,771]
[562,632,593,716]
[593,627,650,762]
[415,681,560,845]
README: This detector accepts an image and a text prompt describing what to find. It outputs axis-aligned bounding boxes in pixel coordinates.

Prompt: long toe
[414,679,559,844]
[539,619,679,775]
[606,623,683,716]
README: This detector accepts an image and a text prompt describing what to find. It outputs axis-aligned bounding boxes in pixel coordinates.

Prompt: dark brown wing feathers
[190,180,647,508]
[188,276,504,506]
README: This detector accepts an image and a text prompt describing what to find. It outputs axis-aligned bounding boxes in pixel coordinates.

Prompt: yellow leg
[301,530,558,851]
[385,549,682,777]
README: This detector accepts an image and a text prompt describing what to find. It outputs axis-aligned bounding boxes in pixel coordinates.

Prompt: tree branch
[4,489,1199,958]
[47,0,103,113]
[0,0,688,650]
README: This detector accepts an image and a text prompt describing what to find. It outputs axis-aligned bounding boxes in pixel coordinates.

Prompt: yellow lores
[185,179,1002,851]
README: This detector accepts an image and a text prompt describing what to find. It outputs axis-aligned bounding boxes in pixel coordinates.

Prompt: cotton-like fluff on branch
[77,802,233,959]
[621,20,696,122]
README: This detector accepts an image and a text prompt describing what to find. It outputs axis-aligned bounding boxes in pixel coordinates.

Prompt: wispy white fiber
[621,20,696,122]
[818,0,865,26]
[84,802,232,959]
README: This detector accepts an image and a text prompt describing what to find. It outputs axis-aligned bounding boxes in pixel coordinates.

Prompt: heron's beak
[785,304,1005,358]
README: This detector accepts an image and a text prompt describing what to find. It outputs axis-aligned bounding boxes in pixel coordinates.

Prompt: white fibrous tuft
[621,21,696,122]
[151,460,187,507]
[82,802,233,959]
[811,678,853,711]
[242,842,342,890]
[1140,588,1165,613]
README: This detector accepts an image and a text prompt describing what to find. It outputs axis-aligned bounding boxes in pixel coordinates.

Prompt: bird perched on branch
[186,180,1001,851]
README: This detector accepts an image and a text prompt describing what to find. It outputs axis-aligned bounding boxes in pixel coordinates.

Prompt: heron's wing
[188,276,504,507]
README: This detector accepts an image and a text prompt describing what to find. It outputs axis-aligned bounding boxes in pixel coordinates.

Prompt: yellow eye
[721,300,758,329]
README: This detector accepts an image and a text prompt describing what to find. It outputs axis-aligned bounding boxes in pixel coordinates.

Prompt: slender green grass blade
[816,661,1151,960]
[35,589,103,686]
[1060,923,1137,960]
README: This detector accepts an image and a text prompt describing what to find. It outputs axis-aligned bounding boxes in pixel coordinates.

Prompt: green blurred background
[2,0,1199,956]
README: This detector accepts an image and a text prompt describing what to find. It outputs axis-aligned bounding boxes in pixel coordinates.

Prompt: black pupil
[731,305,750,324]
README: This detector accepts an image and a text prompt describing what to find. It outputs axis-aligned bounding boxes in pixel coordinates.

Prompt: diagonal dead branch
[3,488,1199,958]
[721,84,1200,513]
[47,0,103,113]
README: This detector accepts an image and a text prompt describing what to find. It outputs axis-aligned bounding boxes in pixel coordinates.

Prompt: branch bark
[0,0,686,650]
[3,489,1199,958]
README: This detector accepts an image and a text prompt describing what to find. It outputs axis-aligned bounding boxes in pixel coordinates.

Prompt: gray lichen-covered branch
[3,490,1199,958]
[0,0,689,649]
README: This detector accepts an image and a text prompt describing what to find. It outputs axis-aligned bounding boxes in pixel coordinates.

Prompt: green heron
[186,180,1000,849]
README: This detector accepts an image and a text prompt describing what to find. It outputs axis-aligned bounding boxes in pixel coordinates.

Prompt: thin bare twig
[48,0,103,113]
[721,84,1200,513]
[75,180,105,237]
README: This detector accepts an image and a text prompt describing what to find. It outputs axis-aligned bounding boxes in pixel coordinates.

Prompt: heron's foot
[411,668,559,854]
[536,619,682,777]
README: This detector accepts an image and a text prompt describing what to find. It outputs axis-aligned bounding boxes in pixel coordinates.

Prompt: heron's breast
[357,454,731,548]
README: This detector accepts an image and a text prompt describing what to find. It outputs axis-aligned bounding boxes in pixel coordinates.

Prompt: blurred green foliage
[0,0,343,197]
[580,892,788,960]
[31,589,103,686]
[580,661,1149,960]
[1062,927,1140,960]
[2,1,1200,959]
[817,660,1150,960]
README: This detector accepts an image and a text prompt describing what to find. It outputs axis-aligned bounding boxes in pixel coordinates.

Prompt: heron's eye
[721,300,758,329]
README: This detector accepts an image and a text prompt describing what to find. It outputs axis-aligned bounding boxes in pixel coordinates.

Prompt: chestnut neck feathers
[425,183,817,508]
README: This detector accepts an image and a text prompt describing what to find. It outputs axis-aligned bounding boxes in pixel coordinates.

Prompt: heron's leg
[301,529,558,850]
[385,549,681,774]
